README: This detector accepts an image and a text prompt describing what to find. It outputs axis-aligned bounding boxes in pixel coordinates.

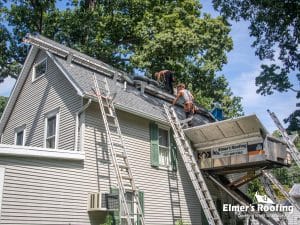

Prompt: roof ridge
[23,33,133,82]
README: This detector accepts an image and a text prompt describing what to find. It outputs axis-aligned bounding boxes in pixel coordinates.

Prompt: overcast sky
[0,1,297,133]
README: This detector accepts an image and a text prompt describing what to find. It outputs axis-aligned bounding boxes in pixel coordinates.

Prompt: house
[0,34,293,225]
[0,34,225,225]
[286,184,300,225]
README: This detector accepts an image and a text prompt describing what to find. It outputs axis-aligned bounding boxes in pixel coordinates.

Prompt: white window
[33,58,47,81]
[158,127,170,167]
[44,109,59,149]
[14,125,26,146]
[120,192,137,225]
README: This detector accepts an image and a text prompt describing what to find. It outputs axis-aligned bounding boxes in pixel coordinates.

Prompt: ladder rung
[119,165,129,170]
[116,153,127,158]
[108,122,118,127]
[110,130,121,135]
[122,176,132,180]
[113,142,124,148]
[106,113,115,118]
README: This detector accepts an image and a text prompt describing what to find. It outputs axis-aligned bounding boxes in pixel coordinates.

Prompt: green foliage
[0,96,8,118]
[271,130,300,187]
[175,219,189,225]
[212,0,300,126]
[284,110,300,133]
[247,178,265,202]
[100,214,113,225]
[1,0,243,117]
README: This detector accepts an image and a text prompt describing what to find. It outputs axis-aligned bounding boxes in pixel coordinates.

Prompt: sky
[0,1,298,133]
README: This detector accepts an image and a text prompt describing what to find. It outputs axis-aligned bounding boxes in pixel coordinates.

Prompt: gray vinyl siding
[0,155,95,224]
[84,103,203,225]
[1,50,82,150]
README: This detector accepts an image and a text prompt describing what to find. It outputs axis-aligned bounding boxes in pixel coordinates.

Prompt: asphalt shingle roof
[25,34,214,125]
[55,55,213,125]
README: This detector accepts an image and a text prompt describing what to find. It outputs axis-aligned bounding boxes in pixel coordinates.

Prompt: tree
[212,0,300,126]
[0,96,8,118]
[0,0,57,80]
[2,0,243,117]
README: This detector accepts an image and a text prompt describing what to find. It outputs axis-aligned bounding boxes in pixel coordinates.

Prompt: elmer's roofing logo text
[223,204,293,213]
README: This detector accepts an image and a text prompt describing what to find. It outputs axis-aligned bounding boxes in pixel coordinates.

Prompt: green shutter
[110,187,120,225]
[137,191,144,225]
[170,131,178,171]
[149,122,159,167]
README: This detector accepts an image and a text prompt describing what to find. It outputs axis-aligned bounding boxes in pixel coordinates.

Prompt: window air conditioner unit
[88,192,119,211]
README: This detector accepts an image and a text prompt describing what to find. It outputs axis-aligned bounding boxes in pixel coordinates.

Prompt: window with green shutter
[112,188,144,225]
[137,191,144,225]
[110,187,120,225]
[149,122,177,170]
[149,122,159,167]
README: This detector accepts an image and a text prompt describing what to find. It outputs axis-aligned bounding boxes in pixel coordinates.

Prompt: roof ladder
[268,109,300,168]
[93,75,145,225]
[163,104,223,225]
[262,170,300,212]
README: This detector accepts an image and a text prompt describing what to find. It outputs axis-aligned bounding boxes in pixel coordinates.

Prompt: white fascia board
[0,144,85,161]
[46,51,84,97]
[0,46,38,134]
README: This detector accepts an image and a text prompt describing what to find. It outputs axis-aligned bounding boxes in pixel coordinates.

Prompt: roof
[289,184,300,198]
[184,114,268,150]
[0,34,214,134]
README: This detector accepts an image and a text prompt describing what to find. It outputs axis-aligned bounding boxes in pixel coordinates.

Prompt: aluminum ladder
[259,176,288,225]
[164,104,223,225]
[93,75,145,225]
[262,170,300,211]
[268,109,300,168]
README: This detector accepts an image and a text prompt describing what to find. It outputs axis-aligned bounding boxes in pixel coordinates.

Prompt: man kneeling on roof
[172,83,194,126]
[154,70,175,95]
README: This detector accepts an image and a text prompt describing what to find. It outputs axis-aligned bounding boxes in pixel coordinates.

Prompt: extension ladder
[164,104,223,225]
[268,110,300,168]
[259,176,288,225]
[93,75,145,225]
[262,170,300,211]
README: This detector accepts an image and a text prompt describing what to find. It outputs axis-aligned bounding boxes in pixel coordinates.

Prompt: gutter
[74,98,92,151]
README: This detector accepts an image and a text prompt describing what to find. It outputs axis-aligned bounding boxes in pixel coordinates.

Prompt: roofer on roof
[172,83,194,126]
[154,70,175,95]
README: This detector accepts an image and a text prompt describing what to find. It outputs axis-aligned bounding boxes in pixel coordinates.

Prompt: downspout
[75,98,92,151]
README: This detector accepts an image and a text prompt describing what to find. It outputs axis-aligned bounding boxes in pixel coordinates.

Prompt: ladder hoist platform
[183,114,291,174]
[93,75,145,225]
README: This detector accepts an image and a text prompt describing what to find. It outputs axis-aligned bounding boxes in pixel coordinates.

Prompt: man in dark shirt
[154,70,175,95]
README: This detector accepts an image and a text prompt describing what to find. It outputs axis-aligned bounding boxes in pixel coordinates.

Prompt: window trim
[158,125,171,169]
[0,167,5,219]
[120,191,137,225]
[44,108,60,149]
[14,124,26,146]
[32,58,48,82]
